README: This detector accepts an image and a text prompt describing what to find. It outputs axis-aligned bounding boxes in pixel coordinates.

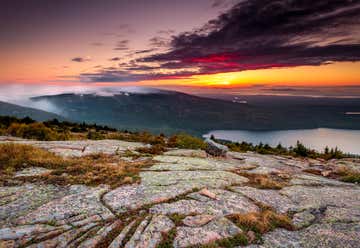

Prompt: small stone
[14,167,52,178]
[247,230,256,243]
[122,176,133,184]
[183,215,215,227]
[199,188,217,200]
[321,170,332,177]
[292,211,315,229]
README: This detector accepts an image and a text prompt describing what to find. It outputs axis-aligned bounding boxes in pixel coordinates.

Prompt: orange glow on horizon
[138,62,360,88]
[1,62,359,88]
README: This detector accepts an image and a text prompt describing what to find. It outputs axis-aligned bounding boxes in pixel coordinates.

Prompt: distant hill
[31,90,360,134]
[0,101,65,121]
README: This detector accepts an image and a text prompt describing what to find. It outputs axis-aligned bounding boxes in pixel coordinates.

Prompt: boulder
[205,138,228,157]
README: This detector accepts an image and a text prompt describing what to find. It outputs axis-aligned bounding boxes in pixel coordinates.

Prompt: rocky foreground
[0,137,359,247]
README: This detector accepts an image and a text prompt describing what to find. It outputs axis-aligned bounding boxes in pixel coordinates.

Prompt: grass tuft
[168,213,187,226]
[334,166,360,183]
[0,143,152,188]
[235,172,289,189]
[136,144,167,155]
[229,210,293,236]
[156,228,177,248]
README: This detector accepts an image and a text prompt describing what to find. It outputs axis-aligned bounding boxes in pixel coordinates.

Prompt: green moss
[7,122,70,141]
[87,131,105,140]
[341,173,360,183]
[216,233,248,247]
[193,233,248,248]
[168,213,186,226]
[169,133,206,150]
[156,228,177,248]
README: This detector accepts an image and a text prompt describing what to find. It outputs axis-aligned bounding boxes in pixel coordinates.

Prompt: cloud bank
[81,0,360,83]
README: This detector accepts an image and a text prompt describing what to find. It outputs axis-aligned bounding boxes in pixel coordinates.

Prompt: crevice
[99,190,119,218]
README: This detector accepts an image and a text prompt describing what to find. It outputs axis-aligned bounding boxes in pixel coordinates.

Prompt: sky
[1,0,360,98]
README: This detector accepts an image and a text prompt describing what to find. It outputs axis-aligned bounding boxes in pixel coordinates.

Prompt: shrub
[0,143,65,175]
[168,133,206,150]
[0,143,152,188]
[341,173,360,184]
[229,210,293,235]
[293,141,311,157]
[218,138,350,160]
[7,122,69,140]
[236,172,289,189]
[87,131,105,140]
[333,166,360,184]
[136,144,167,155]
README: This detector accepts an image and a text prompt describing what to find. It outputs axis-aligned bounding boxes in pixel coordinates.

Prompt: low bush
[168,133,207,150]
[136,144,167,155]
[229,210,293,236]
[87,130,105,140]
[218,138,349,160]
[7,123,70,141]
[0,143,152,188]
[236,172,289,189]
[333,166,360,184]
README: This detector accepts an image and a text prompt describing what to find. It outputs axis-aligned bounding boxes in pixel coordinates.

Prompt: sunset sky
[1,0,360,97]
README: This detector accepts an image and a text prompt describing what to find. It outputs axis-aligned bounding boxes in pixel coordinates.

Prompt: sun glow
[141,61,360,87]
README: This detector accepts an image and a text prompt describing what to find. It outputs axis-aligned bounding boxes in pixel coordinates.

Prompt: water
[203,128,360,155]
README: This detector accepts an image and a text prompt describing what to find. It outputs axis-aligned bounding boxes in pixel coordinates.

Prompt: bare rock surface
[173,217,242,247]
[150,189,259,217]
[124,215,174,248]
[0,139,360,247]
[164,149,207,158]
[257,223,360,248]
[280,185,360,211]
[0,184,72,227]
[16,185,113,226]
[0,137,145,157]
[150,155,247,171]
[290,174,353,187]
[14,167,52,178]
[231,186,296,214]
[292,211,316,229]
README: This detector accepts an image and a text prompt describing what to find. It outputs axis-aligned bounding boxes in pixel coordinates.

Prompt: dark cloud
[80,67,195,83]
[157,29,175,35]
[142,0,360,73]
[134,49,157,54]
[113,40,130,51]
[211,0,241,8]
[71,57,90,62]
[149,36,170,48]
[211,0,225,8]
[81,0,360,82]
[109,57,121,61]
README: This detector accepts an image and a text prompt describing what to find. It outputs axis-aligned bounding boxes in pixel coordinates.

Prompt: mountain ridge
[0,100,65,121]
[30,90,360,134]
